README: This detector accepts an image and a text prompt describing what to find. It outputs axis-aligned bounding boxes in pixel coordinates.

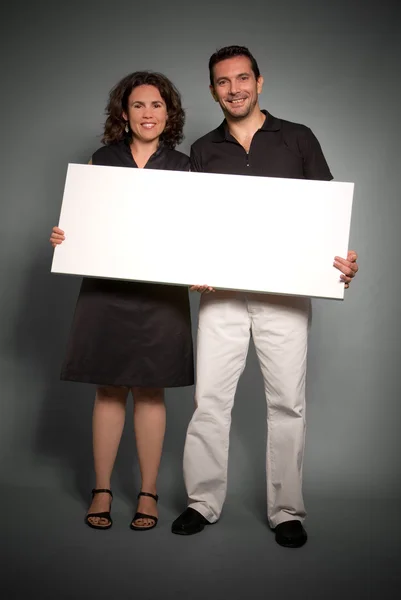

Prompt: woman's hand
[50,226,65,248]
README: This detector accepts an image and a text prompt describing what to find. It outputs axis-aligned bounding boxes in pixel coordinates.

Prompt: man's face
[210,56,263,119]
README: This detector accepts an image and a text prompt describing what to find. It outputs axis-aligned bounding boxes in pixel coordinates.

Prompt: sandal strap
[87,511,111,519]
[138,491,158,502]
[132,512,158,523]
[91,488,113,498]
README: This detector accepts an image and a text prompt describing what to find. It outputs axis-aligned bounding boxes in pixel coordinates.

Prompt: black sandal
[130,492,159,531]
[85,488,113,530]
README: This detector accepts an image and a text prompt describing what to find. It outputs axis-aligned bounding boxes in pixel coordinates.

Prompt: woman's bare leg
[87,385,129,527]
[131,386,166,527]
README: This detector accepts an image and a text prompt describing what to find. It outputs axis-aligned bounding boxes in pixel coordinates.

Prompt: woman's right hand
[50,226,65,247]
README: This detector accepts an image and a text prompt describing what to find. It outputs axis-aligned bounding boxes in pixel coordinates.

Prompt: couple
[51,45,359,548]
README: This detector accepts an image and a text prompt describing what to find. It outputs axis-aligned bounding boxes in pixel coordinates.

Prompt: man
[172,46,358,547]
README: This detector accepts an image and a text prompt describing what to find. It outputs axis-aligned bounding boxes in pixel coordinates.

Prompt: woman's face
[123,84,168,144]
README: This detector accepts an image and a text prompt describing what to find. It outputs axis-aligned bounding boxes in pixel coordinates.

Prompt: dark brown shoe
[274,520,307,548]
[171,508,210,535]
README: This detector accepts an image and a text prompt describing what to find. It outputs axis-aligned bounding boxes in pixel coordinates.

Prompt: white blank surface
[51,164,354,300]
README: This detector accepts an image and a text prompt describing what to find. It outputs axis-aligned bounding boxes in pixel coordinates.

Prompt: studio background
[0,1,400,598]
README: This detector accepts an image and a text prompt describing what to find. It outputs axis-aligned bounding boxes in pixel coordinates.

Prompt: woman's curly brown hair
[102,71,185,148]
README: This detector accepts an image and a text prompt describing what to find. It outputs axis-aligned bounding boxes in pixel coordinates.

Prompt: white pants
[183,290,311,528]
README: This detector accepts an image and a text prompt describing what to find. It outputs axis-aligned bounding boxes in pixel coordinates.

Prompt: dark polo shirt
[190,110,333,181]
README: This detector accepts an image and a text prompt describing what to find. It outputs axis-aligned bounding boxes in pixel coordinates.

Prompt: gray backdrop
[1,0,400,577]
[1,0,400,497]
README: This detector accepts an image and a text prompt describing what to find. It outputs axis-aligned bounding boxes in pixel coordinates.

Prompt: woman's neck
[130,137,160,168]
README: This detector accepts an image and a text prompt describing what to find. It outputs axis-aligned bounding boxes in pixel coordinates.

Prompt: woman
[50,71,194,531]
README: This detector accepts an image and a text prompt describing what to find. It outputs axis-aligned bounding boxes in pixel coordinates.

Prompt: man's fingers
[334,253,359,274]
[190,284,215,294]
[333,260,356,278]
[335,251,358,263]
[347,250,358,262]
[342,275,350,289]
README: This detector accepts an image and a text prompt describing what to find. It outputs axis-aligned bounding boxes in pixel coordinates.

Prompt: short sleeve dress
[60,139,194,388]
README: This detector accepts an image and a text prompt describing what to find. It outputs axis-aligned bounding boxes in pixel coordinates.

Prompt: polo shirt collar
[211,110,281,142]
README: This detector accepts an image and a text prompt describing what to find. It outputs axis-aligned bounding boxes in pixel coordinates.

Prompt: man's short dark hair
[209,45,261,86]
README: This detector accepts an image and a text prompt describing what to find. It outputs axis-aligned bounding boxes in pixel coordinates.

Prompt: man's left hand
[333,251,359,289]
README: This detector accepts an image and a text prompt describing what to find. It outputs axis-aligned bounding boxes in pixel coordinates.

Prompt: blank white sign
[51,163,354,300]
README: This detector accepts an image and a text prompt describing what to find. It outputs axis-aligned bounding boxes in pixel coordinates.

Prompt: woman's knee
[96,385,129,401]
[132,387,164,403]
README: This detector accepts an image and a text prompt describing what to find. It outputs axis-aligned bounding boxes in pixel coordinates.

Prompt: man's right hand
[190,285,215,294]
[50,226,65,248]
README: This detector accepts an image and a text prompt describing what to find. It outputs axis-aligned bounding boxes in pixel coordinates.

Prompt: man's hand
[190,285,215,294]
[333,250,359,289]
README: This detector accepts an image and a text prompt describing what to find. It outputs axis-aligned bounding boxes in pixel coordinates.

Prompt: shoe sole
[275,535,308,548]
[130,524,158,531]
[85,520,112,530]
[171,522,208,535]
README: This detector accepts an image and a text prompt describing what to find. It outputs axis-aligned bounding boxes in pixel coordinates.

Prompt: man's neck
[225,107,266,151]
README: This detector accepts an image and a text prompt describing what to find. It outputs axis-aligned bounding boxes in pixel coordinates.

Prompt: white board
[51,163,354,300]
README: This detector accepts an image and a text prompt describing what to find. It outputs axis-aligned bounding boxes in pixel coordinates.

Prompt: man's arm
[188,144,215,293]
[300,127,358,288]
[299,127,333,181]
